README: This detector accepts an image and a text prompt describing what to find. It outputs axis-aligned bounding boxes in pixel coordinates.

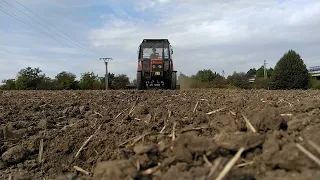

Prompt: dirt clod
[79,105,90,114]
[251,106,287,132]
[270,143,318,171]
[9,171,32,180]
[133,143,156,155]
[215,131,265,151]
[38,119,54,129]
[1,145,28,164]
[93,160,138,180]
[54,173,82,180]
[173,132,218,163]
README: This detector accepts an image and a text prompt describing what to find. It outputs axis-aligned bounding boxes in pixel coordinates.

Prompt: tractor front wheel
[164,79,171,89]
[170,72,177,90]
[136,72,144,90]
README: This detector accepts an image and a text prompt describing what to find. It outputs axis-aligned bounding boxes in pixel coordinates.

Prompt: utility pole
[263,60,268,79]
[100,58,113,90]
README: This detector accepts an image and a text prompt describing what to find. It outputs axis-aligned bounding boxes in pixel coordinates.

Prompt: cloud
[88,0,320,78]
[1,0,320,82]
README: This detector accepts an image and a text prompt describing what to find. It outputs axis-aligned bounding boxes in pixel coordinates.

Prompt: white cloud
[88,0,320,78]
[134,0,156,12]
[158,0,170,3]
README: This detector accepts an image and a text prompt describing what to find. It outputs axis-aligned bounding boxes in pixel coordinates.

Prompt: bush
[271,50,309,89]
[227,72,250,89]
[55,71,78,90]
[211,77,228,88]
[79,72,101,90]
[112,74,130,90]
[178,72,228,89]
[311,79,320,89]
[251,78,271,89]
[1,79,16,90]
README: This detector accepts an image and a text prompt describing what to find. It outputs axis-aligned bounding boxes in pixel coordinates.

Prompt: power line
[3,0,97,57]
[14,0,100,55]
[0,6,96,58]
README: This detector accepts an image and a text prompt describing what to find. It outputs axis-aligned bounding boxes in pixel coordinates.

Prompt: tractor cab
[138,39,173,73]
[138,39,173,59]
[136,39,176,90]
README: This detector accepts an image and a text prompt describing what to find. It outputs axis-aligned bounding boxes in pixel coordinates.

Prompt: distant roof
[309,66,320,72]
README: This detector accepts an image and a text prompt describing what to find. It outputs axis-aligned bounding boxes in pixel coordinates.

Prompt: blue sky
[1,0,320,81]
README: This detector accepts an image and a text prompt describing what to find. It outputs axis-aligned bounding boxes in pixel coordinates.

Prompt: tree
[251,77,271,89]
[268,68,274,78]
[192,69,219,83]
[37,77,57,90]
[79,72,101,90]
[255,66,264,78]
[97,76,105,89]
[227,72,250,89]
[55,71,78,90]
[211,75,227,88]
[15,67,46,90]
[108,73,115,88]
[112,74,130,89]
[246,68,256,78]
[131,79,137,86]
[310,78,320,89]
[1,79,16,90]
[271,50,309,89]
[97,73,115,89]
[256,66,274,78]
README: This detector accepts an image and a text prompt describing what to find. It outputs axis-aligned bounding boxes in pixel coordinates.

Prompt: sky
[1,0,320,81]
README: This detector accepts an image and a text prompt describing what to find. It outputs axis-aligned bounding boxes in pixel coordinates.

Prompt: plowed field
[1,89,320,180]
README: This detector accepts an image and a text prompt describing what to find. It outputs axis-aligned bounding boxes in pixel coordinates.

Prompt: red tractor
[136,39,177,90]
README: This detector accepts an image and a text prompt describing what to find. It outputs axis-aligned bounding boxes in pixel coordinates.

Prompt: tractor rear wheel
[170,72,177,90]
[137,71,144,90]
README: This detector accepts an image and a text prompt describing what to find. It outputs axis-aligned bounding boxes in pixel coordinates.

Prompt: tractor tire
[164,79,171,90]
[170,72,177,90]
[137,72,144,90]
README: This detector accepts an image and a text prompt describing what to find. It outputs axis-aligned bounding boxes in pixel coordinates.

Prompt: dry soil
[0,89,320,180]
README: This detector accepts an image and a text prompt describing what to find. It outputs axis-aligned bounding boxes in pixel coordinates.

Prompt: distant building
[248,77,255,83]
[309,66,320,78]
[247,66,320,83]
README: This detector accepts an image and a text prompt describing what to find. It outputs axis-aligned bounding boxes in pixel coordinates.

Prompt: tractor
[136,39,177,90]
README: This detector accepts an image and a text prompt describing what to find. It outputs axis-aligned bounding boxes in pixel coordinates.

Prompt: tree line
[178,49,320,90]
[0,68,131,90]
[1,49,319,90]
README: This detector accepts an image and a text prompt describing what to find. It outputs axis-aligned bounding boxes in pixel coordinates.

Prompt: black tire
[164,79,171,89]
[170,72,177,90]
[137,71,144,90]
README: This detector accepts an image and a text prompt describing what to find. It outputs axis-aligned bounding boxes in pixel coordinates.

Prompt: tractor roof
[141,39,170,44]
